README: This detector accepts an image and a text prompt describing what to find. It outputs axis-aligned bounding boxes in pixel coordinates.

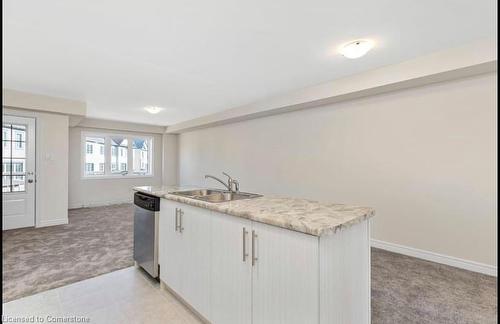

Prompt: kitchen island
[134,185,375,324]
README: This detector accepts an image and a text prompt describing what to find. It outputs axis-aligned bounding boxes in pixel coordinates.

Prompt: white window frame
[81,131,154,179]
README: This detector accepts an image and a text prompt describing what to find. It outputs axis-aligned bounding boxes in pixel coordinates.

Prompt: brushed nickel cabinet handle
[179,209,184,233]
[242,227,249,262]
[175,208,179,232]
[251,230,258,266]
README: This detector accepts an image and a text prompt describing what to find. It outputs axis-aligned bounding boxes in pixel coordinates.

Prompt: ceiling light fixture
[144,106,164,114]
[339,39,374,59]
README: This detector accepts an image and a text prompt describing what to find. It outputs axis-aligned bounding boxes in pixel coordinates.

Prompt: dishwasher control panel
[134,192,160,211]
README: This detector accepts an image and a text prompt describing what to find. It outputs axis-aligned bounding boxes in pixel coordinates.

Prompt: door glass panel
[3,158,12,173]
[12,125,26,142]
[12,175,25,192]
[11,141,26,158]
[3,143,11,161]
[2,125,12,141]
[2,175,11,192]
[11,159,26,175]
[2,123,27,192]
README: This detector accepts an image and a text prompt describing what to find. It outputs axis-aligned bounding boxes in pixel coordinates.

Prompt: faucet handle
[223,172,240,192]
[232,179,240,192]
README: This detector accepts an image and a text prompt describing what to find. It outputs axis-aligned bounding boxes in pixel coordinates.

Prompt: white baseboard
[371,239,497,277]
[37,218,69,228]
[69,199,133,209]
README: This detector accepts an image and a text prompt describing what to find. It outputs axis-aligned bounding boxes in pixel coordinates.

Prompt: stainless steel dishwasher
[133,192,160,278]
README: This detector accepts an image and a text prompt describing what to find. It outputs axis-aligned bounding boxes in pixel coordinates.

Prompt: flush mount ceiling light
[143,106,164,114]
[339,39,374,59]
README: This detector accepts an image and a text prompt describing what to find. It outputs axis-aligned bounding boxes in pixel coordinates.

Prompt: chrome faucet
[205,172,240,193]
[223,172,240,193]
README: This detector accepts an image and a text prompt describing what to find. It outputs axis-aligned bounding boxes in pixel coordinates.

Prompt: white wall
[3,108,70,227]
[178,73,497,267]
[68,127,163,208]
[162,134,179,185]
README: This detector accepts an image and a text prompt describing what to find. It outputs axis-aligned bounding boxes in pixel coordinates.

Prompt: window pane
[85,163,94,172]
[12,125,26,142]
[14,141,25,151]
[111,137,127,173]
[82,134,152,177]
[3,125,11,141]
[12,175,25,192]
[85,136,105,176]
[2,175,11,192]
[133,138,149,174]
[3,142,11,159]
[3,159,12,175]
[11,159,26,175]
[12,140,26,158]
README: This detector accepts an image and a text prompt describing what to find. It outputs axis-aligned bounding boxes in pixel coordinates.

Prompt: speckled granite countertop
[133,185,192,198]
[133,186,374,237]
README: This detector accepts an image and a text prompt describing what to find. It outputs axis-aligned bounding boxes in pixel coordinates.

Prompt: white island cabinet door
[159,199,185,295]
[210,211,252,324]
[251,221,319,324]
[179,204,212,321]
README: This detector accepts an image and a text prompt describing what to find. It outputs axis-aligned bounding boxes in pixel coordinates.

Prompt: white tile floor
[2,267,203,324]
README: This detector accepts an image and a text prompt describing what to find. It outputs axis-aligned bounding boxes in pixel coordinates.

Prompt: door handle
[27,179,34,183]
[242,227,249,262]
[251,230,258,266]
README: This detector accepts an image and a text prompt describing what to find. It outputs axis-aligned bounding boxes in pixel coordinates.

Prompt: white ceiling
[2,0,497,126]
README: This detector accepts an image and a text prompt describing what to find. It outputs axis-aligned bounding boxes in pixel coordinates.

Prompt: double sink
[171,189,261,203]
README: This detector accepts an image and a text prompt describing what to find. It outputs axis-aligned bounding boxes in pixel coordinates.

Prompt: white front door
[2,115,36,230]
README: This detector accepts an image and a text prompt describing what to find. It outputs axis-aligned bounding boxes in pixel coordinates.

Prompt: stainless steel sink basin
[172,189,221,197]
[171,189,261,203]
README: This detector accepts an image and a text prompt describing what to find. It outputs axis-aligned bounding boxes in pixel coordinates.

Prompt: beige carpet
[2,204,497,323]
[2,204,135,303]
[371,248,497,324]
